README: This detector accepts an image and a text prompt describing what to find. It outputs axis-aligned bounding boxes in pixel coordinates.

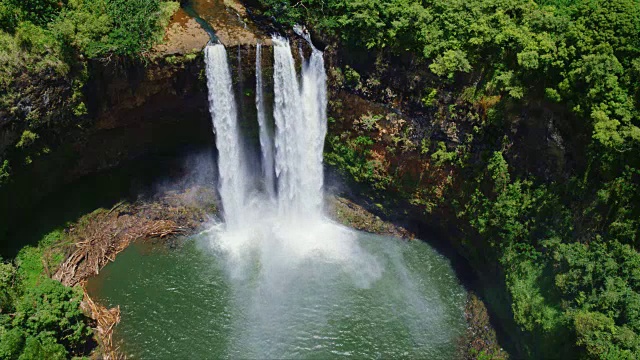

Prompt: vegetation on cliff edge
[0,0,179,191]
[249,0,640,358]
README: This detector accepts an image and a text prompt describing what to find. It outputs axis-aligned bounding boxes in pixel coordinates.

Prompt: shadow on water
[324,165,521,358]
[1,145,216,259]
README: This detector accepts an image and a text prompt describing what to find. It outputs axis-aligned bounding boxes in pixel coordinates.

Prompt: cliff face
[78,57,211,177]
[0,1,269,238]
[0,56,207,235]
[0,0,320,239]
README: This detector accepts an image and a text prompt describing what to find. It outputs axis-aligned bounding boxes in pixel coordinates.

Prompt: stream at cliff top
[88,231,467,359]
[88,34,467,358]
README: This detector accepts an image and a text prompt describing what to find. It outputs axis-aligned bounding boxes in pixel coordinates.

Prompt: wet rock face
[61,38,314,191]
[0,0,324,237]
[0,39,287,233]
[0,69,76,155]
[189,0,266,45]
[76,57,212,177]
[0,55,214,233]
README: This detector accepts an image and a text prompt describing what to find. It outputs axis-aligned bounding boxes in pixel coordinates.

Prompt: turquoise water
[89,230,467,359]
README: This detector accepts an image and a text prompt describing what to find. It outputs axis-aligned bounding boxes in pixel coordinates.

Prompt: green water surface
[89,231,466,359]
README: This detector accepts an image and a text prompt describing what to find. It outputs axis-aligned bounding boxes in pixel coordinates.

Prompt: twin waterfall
[272,36,327,218]
[204,34,376,277]
[205,35,328,229]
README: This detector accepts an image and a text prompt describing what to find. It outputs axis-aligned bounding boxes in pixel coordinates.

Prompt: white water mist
[203,38,384,356]
[94,35,465,360]
[301,38,328,216]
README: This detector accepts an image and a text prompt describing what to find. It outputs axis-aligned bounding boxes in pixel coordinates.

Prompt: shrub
[13,279,90,353]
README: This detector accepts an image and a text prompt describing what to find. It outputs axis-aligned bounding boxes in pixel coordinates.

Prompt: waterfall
[272,36,326,219]
[206,38,326,222]
[204,44,249,229]
[300,39,328,217]
[272,36,305,218]
[204,38,382,334]
[255,43,276,198]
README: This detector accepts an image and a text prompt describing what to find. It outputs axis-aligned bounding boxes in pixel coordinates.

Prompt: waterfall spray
[201,36,389,356]
[272,36,306,218]
[300,38,328,216]
[100,35,466,360]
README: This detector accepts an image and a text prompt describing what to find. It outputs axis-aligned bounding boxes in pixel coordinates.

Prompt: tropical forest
[0,0,638,359]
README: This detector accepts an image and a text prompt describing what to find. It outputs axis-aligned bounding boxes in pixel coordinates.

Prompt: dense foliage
[0,0,177,57]
[250,0,640,358]
[0,0,178,192]
[0,230,92,359]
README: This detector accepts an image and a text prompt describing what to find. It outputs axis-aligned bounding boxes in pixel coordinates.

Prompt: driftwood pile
[81,284,122,359]
[50,189,213,359]
[53,208,184,287]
